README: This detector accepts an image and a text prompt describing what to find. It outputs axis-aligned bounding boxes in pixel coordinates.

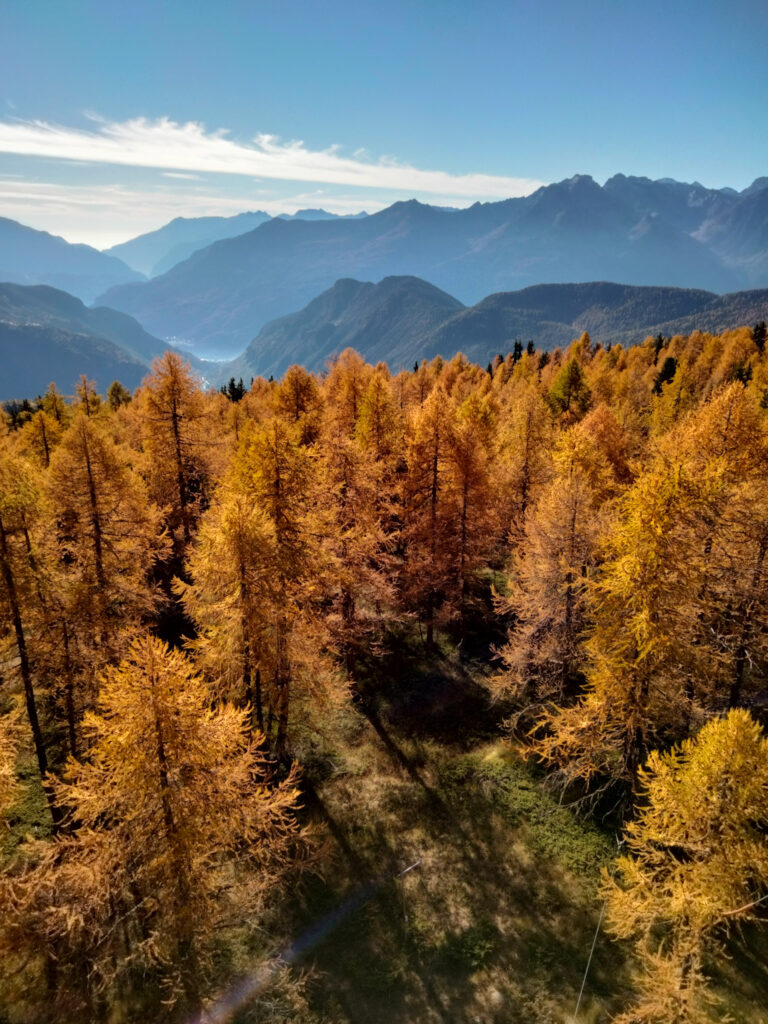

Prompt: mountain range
[105,208,370,278]
[97,174,768,359]
[3,274,767,401]
[0,217,142,304]
[105,211,274,277]
[219,277,768,381]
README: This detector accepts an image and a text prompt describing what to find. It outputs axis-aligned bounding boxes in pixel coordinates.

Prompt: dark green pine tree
[653,355,678,394]
[752,320,767,355]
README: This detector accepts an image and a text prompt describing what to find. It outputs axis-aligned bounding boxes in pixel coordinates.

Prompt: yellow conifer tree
[604,710,768,1023]
[2,637,304,1018]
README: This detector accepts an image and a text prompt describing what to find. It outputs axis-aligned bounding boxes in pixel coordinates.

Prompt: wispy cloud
[0,115,543,199]
[162,171,201,180]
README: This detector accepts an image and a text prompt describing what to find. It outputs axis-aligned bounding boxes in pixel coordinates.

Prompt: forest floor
[283,631,768,1024]
[3,635,768,1023]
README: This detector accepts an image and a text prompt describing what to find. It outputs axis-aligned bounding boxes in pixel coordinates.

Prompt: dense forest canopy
[2,322,768,1023]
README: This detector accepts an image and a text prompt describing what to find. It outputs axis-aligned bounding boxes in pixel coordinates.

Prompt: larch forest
[2,323,768,1024]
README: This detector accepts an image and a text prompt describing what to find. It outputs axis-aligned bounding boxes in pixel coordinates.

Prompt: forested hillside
[227,277,768,379]
[2,322,768,1024]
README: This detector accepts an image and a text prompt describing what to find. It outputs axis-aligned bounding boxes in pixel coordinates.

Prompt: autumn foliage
[1,325,768,1021]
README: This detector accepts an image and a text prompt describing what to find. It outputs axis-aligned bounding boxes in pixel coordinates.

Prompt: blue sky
[1,0,766,247]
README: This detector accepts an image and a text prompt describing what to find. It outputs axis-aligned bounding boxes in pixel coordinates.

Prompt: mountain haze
[98,175,768,359]
[106,208,371,278]
[105,211,273,276]
[275,208,369,222]
[0,217,142,303]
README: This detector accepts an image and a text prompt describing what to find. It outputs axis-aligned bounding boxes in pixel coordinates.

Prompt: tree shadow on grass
[289,700,628,1024]
[351,625,510,748]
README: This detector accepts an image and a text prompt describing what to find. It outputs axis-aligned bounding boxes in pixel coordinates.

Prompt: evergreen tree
[497,424,613,709]
[400,385,454,646]
[227,419,327,757]
[275,364,323,443]
[0,440,60,824]
[496,379,552,543]
[44,412,164,742]
[106,380,131,410]
[653,355,678,394]
[752,320,767,355]
[17,410,62,468]
[548,357,592,420]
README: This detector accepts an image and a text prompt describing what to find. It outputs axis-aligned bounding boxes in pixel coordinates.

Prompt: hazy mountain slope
[603,174,732,234]
[106,208,370,277]
[440,175,735,300]
[426,282,715,356]
[607,288,768,346]
[222,276,464,379]
[105,211,273,276]
[97,175,765,359]
[0,322,152,401]
[693,184,768,285]
[0,217,142,303]
[0,282,174,399]
[219,278,768,380]
[0,282,167,363]
[427,282,768,356]
[99,202,480,357]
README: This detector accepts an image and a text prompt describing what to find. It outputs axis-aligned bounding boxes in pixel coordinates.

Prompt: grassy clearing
[285,632,768,1024]
[288,635,631,1023]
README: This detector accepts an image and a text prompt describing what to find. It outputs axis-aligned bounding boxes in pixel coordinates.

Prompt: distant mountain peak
[104,210,274,276]
[387,198,429,211]
[564,173,597,188]
[276,208,369,221]
[222,274,465,376]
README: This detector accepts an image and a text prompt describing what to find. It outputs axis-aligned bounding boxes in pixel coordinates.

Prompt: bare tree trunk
[730,538,766,708]
[170,392,191,546]
[342,586,355,676]
[254,666,264,733]
[427,437,439,648]
[61,617,78,757]
[0,513,62,829]
[151,684,201,1016]
[274,612,290,760]
[80,423,106,589]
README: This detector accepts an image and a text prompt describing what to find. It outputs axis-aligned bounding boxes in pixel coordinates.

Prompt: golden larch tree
[135,351,210,553]
[0,438,60,824]
[497,423,615,710]
[604,710,768,1024]
[1,636,304,1019]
